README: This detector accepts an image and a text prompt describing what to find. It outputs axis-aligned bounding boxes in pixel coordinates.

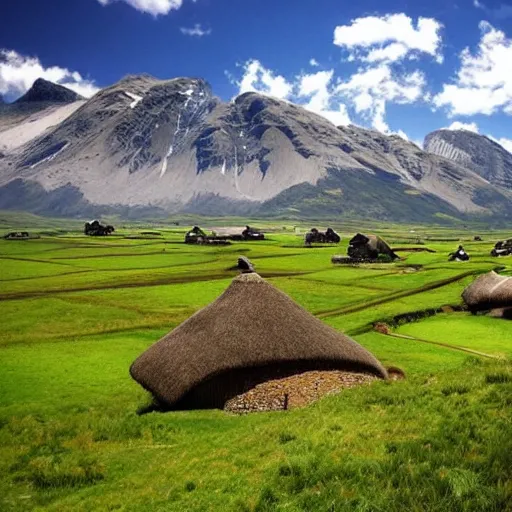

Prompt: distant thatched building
[347,233,398,261]
[84,220,114,236]
[449,245,470,261]
[130,273,387,410]
[304,227,340,246]
[241,226,265,240]
[491,239,512,257]
[4,231,30,240]
[184,225,263,244]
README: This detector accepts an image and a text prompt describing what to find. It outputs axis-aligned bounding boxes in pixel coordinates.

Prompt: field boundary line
[0,270,313,301]
[386,332,498,359]
[317,270,481,319]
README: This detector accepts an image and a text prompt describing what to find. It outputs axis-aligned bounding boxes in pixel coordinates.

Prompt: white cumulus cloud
[180,24,211,37]
[371,100,389,132]
[434,22,512,116]
[447,121,479,133]
[364,43,409,63]
[238,59,293,100]
[336,65,425,130]
[331,14,441,131]
[396,129,410,141]
[333,13,443,63]
[96,0,182,16]
[230,14,444,135]
[234,61,350,125]
[298,70,350,125]
[0,49,99,99]
[492,136,512,153]
[233,57,428,132]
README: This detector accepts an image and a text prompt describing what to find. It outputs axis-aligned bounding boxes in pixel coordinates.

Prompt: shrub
[377,254,393,263]
[184,481,196,492]
[278,432,296,444]
[27,455,105,489]
[485,373,512,384]
[441,385,470,396]
[254,487,279,512]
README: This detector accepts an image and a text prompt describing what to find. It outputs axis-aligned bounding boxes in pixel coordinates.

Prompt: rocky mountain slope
[0,75,510,220]
[424,129,512,191]
[14,78,84,104]
[0,79,86,154]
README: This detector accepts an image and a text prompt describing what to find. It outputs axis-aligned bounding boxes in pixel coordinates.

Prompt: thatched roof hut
[449,245,470,262]
[130,273,387,410]
[491,239,512,257]
[304,227,341,246]
[348,233,398,261]
[462,271,512,313]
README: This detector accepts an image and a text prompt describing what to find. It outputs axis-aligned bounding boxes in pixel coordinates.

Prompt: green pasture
[0,216,511,511]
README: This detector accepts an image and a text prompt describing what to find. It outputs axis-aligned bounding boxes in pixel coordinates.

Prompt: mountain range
[0,76,510,221]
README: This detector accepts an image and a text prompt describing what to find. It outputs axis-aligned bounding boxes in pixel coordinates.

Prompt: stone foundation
[224,370,376,413]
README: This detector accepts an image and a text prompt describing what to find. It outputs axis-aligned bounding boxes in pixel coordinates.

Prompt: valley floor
[0,217,511,511]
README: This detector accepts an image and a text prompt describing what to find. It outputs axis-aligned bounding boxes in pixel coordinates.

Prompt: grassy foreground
[0,217,511,511]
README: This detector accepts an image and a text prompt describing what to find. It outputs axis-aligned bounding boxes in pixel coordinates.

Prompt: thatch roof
[348,233,398,260]
[462,271,512,312]
[366,235,398,258]
[130,273,387,408]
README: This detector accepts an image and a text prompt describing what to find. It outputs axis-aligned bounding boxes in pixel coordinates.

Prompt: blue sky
[1,0,512,149]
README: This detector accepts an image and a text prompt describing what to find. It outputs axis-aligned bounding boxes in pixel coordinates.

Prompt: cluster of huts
[184,226,265,245]
[1,219,507,414]
[129,225,511,414]
[132,227,398,412]
[445,239,512,261]
[304,227,340,246]
[84,220,115,236]
[3,231,40,240]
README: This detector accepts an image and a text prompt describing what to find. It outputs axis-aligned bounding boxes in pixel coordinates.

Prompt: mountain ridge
[14,78,84,104]
[0,75,510,221]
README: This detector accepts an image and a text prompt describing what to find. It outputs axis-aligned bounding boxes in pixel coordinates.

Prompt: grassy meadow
[0,213,511,511]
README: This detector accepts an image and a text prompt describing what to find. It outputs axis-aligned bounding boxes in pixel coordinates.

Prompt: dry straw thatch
[462,271,512,313]
[130,273,387,410]
[347,233,399,261]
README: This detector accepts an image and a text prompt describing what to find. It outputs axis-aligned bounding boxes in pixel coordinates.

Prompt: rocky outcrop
[14,78,84,104]
[424,129,512,190]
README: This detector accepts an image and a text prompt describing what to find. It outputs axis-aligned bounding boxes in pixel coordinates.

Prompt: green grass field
[0,215,511,511]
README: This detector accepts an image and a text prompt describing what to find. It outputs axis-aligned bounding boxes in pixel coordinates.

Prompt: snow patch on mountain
[124,91,143,109]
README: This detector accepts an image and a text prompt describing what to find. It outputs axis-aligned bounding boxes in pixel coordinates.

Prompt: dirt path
[385,332,498,359]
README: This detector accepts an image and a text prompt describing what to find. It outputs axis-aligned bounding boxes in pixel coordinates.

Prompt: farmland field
[0,214,511,511]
